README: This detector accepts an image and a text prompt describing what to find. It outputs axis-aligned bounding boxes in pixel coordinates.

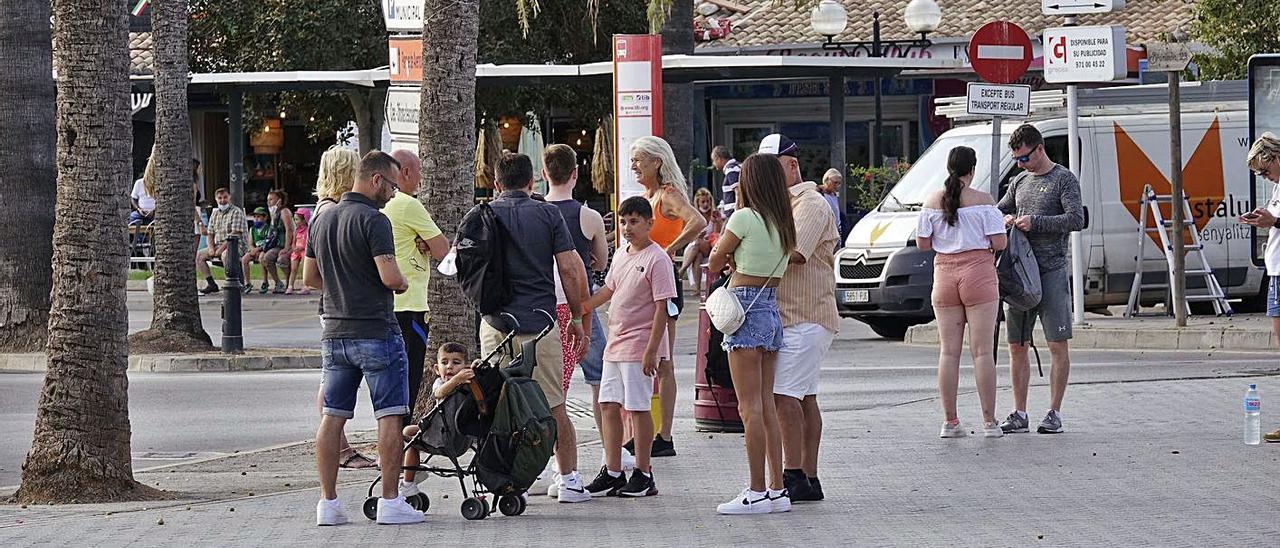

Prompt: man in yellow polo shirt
[385,149,450,426]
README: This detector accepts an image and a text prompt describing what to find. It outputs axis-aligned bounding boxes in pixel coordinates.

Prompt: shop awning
[128,54,964,91]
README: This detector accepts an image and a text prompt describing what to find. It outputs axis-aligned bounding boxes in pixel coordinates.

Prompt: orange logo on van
[1115,118,1225,245]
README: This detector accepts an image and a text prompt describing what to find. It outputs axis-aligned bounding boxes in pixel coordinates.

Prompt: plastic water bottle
[1245,384,1261,445]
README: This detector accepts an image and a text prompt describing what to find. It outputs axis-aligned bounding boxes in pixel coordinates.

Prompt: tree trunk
[418,0,479,414]
[18,0,161,504]
[347,88,388,155]
[661,0,694,180]
[130,0,213,353]
[0,0,55,352]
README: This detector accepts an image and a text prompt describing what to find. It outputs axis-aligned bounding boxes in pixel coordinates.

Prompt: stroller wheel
[498,495,522,517]
[408,493,430,513]
[362,497,378,521]
[515,494,527,516]
[461,497,486,520]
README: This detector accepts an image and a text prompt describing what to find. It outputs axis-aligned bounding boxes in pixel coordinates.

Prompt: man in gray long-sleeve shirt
[995,124,1086,436]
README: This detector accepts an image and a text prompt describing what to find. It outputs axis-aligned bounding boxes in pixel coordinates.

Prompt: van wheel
[865,319,911,340]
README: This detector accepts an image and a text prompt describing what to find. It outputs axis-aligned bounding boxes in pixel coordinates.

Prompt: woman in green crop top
[706,153,796,512]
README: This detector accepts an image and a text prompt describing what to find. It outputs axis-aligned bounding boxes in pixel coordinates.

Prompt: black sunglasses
[1013,144,1041,164]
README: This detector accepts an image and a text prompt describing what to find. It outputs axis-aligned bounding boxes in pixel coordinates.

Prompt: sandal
[338,449,378,469]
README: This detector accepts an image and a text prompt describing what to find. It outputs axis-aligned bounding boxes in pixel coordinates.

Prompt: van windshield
[880,133,995,212]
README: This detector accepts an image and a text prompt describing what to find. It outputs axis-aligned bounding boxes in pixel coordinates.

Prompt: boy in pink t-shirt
[581,196,675,498]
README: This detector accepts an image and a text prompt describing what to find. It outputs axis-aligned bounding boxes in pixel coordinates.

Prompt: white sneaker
[398,480,421,499]
[557,471,591,503]
[716,488,771,515]
[316,498,349,526]
[376,496,425,524]
[530,469,553,496]
[767,488,791,513]
[939,421,967,438]
[546,472,562,498]
[602,450,638,472]
[982,421,1005,438]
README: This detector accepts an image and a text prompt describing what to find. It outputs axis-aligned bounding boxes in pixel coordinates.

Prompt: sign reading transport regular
[1041,0,1125,16]
[1043,25,1126,83]
[966,83,1031,117]
[1144,42,1193,72]
[381,0,424,33]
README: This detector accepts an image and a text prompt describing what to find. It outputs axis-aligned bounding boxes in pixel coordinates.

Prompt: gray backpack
[997,229,1042,312]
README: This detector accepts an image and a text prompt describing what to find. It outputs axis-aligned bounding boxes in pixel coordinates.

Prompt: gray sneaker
[1037,410,1064,434]
[999,411,1030,433]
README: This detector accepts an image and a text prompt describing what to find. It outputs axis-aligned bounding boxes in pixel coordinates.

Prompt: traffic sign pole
[990,116,1002,197]
[1170,68,1186,326]
[1065,15,1086,327]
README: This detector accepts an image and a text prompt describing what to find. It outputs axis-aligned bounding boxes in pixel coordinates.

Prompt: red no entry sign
[967,21,1033,84]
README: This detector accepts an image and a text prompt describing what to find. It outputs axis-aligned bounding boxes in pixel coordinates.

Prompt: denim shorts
[1268,276,1280,318]
[579,309,606,385]
[321,333,410,420]
[721,286,784,352]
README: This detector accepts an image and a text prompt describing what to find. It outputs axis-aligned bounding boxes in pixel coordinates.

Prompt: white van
[837,81,1263,339]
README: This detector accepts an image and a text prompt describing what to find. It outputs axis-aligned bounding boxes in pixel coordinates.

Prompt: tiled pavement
[3,375,1278,546]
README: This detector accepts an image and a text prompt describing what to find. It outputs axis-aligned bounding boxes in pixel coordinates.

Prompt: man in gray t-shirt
[996,124,1085,436]
[304,151,423,526]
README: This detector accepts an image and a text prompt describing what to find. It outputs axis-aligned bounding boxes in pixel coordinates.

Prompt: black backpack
[454,203,512,314]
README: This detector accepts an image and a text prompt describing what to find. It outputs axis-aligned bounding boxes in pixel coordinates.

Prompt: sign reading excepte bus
[1043,25,1127,83]
[965,83,1031,118]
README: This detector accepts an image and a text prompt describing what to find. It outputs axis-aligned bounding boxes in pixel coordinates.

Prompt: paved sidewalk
[907,308,1277,351]
[3,375,1277,545]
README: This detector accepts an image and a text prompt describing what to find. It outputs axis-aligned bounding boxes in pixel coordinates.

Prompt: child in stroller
[361,312,559,521]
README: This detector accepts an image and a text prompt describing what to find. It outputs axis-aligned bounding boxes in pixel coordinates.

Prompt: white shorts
[599,361,654,412]
[773,323,835,399]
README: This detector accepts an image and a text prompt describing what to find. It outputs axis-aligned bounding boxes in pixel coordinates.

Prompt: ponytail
[942,146,978,226]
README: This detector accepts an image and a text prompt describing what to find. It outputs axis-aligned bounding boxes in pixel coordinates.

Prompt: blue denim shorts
[721,286,784,352]
[1268,276,1280,318]
[321,333,410,420]
[579,309,606,385]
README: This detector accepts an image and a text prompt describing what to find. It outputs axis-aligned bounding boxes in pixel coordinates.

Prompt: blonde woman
[308,146,376,468]
[1241,133,1280,443]
[627,136,707,457]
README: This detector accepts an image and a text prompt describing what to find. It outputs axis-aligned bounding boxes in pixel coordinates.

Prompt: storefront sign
[389,37,423,83]
[613,34,663,208]
[385,87,420,137]
[1043,25,1127,83]
[381,0,424,33]
[965,83,1031,117]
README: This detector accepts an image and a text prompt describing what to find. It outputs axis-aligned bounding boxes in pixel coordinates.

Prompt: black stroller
[361,310,558,521]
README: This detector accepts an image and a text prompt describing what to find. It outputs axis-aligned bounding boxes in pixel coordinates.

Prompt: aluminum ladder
[1124,184,1232,317]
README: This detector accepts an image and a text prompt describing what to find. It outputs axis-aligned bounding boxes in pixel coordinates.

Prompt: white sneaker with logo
[716,488,772,515]
[557,471,591,503]
[546,472,562,498]
[316,497,349,526]
[767,488,791,513]
[376,496,425,524]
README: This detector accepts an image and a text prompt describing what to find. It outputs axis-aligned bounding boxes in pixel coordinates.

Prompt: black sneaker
[583,466,626,497]
[807,477,825,501]
[199,283,220,295]
[651,435,676,457]
[783,469,817,502]
[617,469,657,497]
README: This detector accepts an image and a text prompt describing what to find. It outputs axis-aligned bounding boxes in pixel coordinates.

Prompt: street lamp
[810,0,941,168]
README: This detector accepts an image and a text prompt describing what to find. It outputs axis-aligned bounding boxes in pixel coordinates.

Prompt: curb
[904,323,1277,351]
[0,351,321,373]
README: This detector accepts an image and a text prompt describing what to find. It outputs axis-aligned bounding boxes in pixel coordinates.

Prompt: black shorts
[395,311,429,423]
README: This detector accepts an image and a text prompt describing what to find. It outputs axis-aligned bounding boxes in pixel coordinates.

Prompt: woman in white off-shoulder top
[915,146,1008,439]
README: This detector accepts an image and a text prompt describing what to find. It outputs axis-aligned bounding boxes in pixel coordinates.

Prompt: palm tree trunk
[18,0,160,504]
[0,0,55,352]
[418,0,479,413]
[130,0,213,353]
[660,0,694,178]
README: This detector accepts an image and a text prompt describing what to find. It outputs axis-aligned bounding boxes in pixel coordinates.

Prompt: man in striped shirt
[711,145,740,219]
[759,134,840,503]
